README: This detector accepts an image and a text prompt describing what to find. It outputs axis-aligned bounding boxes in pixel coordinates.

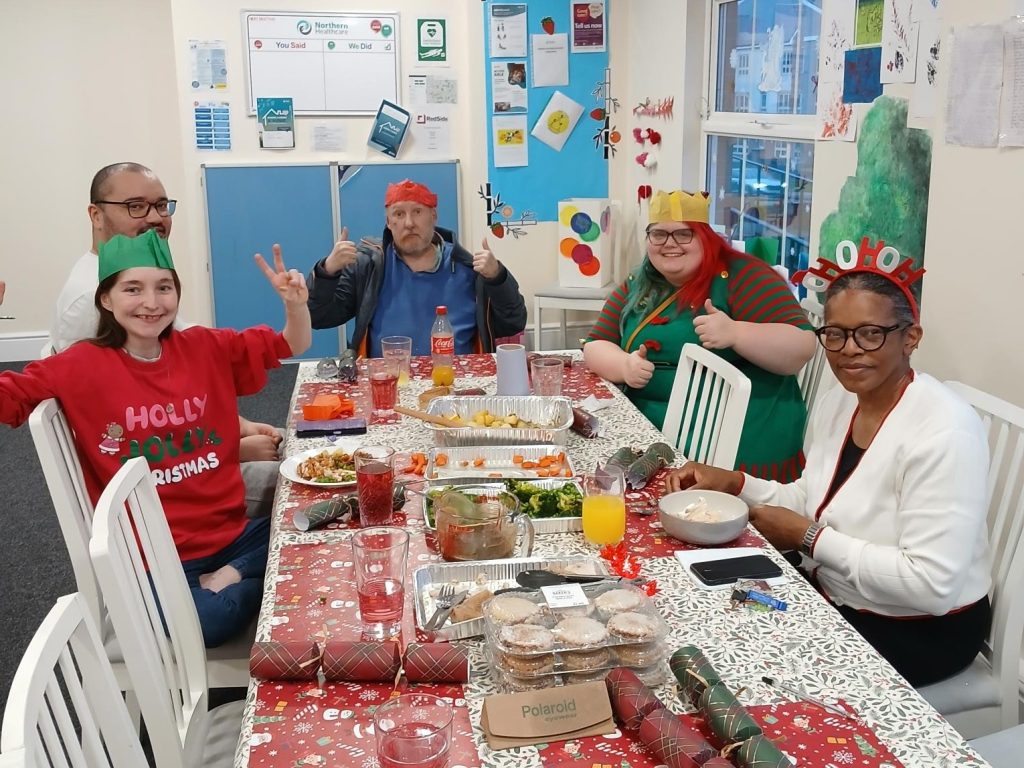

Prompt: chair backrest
[28,400,106,630]
[88,458,211,768]
[0,594,147,768]
[661,343,752,469]
[946,381,1024,725]
[797,297,836,436]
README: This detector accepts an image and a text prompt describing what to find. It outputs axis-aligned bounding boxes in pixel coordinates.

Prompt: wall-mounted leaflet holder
[367,99,412,157]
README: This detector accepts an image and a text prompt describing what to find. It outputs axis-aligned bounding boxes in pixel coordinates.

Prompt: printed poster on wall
[417,18,447,64]
[492,115,528,167]
[194,100,231,150]
[256,97,295,148]
[489,4,527,58]
[571,1,607,53]
[188,40,228,90]
[491,61,528,113]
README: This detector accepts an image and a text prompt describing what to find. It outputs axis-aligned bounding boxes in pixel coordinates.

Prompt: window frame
[700,0,820,264]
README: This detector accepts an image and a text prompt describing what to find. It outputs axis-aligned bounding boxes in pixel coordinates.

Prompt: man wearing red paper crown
[305,179,527,357]
[667,236,992,686]
[584,189,816,481]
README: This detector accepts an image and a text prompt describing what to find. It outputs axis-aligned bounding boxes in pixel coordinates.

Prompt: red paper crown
[798,237,926,319]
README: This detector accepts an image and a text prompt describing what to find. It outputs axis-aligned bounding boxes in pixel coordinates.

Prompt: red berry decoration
[541,16,555,34]
[490,223,505,238]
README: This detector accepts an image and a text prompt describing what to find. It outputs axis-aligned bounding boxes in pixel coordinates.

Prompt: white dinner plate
[280,446,358,488]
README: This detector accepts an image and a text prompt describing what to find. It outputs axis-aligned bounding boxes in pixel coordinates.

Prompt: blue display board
[204,164,339,360]
[483,0,610,223]
[204,162,461,358]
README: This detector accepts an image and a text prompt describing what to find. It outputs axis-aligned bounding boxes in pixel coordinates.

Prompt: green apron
[621,273,807,481]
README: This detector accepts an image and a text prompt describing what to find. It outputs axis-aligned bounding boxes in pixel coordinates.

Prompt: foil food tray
[412,556,610,640]
[424,396,573,446]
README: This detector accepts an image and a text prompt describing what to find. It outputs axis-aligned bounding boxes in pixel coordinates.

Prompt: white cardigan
[740,372,991,617]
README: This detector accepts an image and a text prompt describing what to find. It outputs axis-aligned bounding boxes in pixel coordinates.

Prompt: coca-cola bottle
[430,306,455,386]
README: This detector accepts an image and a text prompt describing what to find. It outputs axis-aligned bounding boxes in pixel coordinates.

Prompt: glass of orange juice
[581,465,626,546]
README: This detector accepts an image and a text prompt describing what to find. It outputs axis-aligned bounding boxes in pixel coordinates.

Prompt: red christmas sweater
[0,326,292,561]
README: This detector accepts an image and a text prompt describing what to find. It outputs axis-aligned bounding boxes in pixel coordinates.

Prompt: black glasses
[646,228,694,246]
[815,323,910,352]
[93,199,177,218]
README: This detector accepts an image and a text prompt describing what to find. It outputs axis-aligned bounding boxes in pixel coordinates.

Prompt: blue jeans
[180,517,270,647]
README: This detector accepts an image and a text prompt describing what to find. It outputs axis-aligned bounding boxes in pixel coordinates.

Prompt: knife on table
[424,590,469,631]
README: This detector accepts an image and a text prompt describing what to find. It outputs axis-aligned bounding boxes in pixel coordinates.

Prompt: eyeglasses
[93,199,177,218]
[646,228,694,246]
[815,323,910,352]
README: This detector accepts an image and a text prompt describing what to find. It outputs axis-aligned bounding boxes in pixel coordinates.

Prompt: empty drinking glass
[531,357,564,396]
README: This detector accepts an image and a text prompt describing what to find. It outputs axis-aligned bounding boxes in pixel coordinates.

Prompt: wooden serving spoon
[393,405,465,428]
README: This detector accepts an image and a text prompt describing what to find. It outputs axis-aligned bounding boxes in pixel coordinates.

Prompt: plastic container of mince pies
[482,582,670,691]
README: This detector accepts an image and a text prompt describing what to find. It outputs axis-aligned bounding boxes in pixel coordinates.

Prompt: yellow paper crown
[648,190,710,224]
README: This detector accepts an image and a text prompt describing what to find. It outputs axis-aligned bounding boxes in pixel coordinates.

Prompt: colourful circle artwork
[559,205,602,278]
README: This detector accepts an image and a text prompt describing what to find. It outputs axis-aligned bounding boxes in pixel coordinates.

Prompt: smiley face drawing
[547,109,571,133]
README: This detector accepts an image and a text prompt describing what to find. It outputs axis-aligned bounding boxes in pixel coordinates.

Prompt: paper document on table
[674,547,789,591]
[999,22,1024,147]
[945,24,1003,147]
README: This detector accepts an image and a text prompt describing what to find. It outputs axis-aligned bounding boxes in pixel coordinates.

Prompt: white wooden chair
[28,399,253,699]
[0,594,148,767]
[661,343,751,469]
[919,382,1024,738]
[88,458,243,768]
[797,297,836,437]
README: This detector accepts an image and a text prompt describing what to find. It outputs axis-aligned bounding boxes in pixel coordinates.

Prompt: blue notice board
[483,0,610,222]
[203,164,339,360]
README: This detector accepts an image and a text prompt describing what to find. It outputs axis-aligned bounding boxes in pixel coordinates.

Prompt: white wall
[0,0,188,356]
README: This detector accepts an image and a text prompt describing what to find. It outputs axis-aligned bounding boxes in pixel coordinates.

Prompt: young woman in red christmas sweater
[0,230,311,646]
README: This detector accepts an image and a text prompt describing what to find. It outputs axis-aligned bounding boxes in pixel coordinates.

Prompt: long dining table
[233,352,990,768]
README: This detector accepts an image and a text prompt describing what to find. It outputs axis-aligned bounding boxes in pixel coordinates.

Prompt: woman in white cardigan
[665,264,991,686]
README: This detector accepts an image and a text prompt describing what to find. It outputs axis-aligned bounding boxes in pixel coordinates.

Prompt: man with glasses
[49,162,282,518]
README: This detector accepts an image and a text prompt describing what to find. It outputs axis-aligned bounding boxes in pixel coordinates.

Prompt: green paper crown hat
[98,230,175,282]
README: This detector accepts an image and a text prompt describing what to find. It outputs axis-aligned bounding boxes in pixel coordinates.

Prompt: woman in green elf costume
[583,190,814,481]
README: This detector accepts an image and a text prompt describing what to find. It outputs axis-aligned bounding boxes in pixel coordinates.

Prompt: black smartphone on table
[690,554,783,586]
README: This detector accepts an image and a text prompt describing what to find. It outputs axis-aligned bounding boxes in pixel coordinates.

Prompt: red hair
[675,222,742,310]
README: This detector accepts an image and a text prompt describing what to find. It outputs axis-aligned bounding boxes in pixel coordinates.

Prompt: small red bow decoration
[648,316,669,326]
[637,185,653,205]
[641,339,663,353]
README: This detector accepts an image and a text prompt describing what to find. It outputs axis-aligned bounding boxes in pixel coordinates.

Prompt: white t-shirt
[50,251,101,352]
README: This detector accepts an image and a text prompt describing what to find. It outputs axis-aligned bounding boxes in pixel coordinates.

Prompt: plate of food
[280,446,357,488]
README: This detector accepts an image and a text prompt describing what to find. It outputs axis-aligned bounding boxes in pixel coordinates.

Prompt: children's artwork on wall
[820,0,856,84]
[479,183,537,240]
[816,82,857,141]
[558,199,615,288]
[632,97,674,119]
[759,24,785,92]
[590,67,621,158]
[843,47,883,103]
[880,0,918,84]
[532,90,584,150]
[910,17,940,119]
[818,97,932,272]
[855,0,883,47]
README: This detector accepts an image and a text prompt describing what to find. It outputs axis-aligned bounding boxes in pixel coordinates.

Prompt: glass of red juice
[351,527,409,639]
[374,693,453,768]
[355,446,396,526]
[369,356,399,416]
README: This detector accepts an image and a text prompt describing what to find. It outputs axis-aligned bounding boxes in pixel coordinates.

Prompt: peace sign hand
[254,244,308,308]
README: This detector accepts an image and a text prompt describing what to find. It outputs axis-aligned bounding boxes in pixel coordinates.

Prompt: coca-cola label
[431,335,454,355]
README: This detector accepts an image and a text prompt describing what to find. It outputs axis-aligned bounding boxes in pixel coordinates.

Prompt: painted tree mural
[818,96,932,270]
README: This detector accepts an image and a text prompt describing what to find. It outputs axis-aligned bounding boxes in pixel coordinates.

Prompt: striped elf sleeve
[726,255,812,329]
[586,281,629,344]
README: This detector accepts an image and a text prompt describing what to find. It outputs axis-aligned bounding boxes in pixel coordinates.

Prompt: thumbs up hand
[324,226,358,276]
[692,299,736,349]
[473,237,501,280]
[622,344,655,389]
